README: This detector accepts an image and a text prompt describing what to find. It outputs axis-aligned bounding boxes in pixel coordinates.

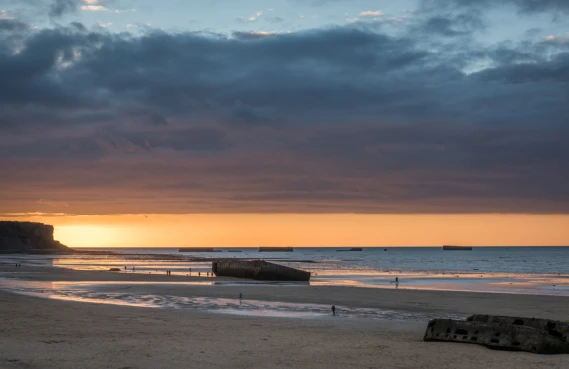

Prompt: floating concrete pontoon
[424,316,569,354]
[212,260,310,281]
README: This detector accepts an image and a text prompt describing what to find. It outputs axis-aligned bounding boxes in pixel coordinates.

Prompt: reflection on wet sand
[0,279,461,320]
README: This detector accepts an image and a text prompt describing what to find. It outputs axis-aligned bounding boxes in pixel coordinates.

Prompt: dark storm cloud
[0,19,568,215]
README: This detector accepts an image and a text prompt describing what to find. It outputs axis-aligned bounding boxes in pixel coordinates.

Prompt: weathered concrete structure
[442,245,473,250]
[0,221,70,253]
[467,315,569,341]
[424,316,569,355]
[212,260,310,281]
[179,247,221,252]
[258,247,293,252]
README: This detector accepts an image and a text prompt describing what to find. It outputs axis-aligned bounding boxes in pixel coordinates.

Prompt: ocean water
[3,247,569,296]
[74,246,569,275]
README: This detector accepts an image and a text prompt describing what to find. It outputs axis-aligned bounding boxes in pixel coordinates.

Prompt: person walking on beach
[395,277,399,288]
[331,305,336,316]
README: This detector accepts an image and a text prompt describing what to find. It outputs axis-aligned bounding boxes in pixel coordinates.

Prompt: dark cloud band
[1,18,568,215]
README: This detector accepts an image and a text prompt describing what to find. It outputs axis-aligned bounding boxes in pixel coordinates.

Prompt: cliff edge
[0,221,71,253]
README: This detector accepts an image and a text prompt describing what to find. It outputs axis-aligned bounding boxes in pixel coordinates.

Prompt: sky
[1,0,569,247]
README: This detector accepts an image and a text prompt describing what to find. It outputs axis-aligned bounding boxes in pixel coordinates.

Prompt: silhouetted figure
[239,292,243,300]
[198,272,201,277]
[332,305,336,316]
[395,277,399,289]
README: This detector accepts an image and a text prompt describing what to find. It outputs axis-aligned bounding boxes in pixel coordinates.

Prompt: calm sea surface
[3,247,569,296]
[74,246,569,275]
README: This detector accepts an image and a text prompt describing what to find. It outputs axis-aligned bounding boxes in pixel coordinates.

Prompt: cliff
[0,221,71,253]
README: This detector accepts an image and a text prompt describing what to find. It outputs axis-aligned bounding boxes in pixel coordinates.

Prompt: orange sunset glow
[4,213,569,248]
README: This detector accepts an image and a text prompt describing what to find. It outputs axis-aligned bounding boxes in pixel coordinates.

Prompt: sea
[3,246,569,296]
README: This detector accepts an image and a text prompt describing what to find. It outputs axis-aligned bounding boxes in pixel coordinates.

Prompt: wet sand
[1,264,569,368]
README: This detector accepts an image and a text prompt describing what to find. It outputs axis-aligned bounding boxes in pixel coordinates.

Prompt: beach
[1,264,569,368]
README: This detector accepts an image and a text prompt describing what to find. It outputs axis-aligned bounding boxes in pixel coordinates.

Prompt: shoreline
[2,265,569,319]
[3,261,569,298]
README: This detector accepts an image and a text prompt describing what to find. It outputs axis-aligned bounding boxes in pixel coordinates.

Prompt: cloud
[37,199,69,207]
[265,16,285,23]
[359,10,384,17]
[149,113,168,125]
[421,0,569,13]
[232,31,277,40]
[0,22,568,215]
[543,35,569,44]
[237,10,263,23]
[49,0,79,18]
[415,13,485,36]
[114,8,136,13]
[81,5,108,11]
[0,18,29,31]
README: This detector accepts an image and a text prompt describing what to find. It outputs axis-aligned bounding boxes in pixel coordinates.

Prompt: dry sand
[1,264,569,369]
